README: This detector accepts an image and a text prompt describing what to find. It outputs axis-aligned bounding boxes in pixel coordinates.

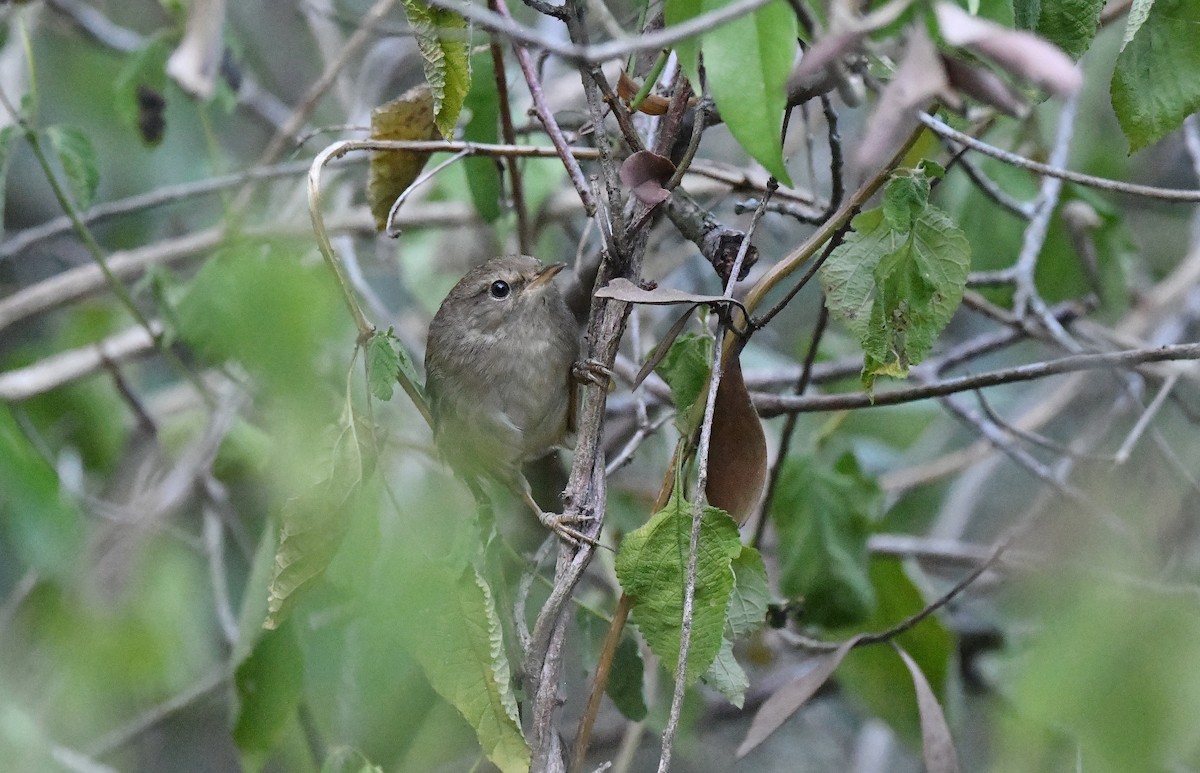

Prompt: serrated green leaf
[45,125,100,209]
[607,634,649,721]
[703,0,796,185]
[395,564,530,773]
[654,332,712,430]
[704,636,750,707]
[1032,0,1104,59]
[771,453,881,627]
[232,620,304,756]
[402,0,470,138]
[882,172,930,232]
[727,546,769,638]
[1012,0,1039,29]
[615,496,743,684]
[366,331,401,401]
[0,125,20,243]
[1111,0,1200,153]
[862,205,970,387]
[463,50,502,222]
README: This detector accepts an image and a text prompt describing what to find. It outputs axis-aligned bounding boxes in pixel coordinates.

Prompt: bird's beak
[527,262,567,290]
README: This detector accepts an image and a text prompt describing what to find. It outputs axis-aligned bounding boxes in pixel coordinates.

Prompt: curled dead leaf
[618,70,672,116]
[941,54,1029,118]
[707,354,767,525]
[619,150,677,206]
[367,84,442,231]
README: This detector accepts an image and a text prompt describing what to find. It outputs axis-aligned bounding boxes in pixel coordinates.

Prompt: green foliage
[462,50,503,223]
[664,0,796,184]
[0,406,82,580]
[607,634,649,721]
[615,495,743,685]
[44,125,100,209]
[393,564,530,773]
[233,621,305,759]
[820,169,971,389]
[1111,0,1200,153]
[1016,0,1105,59]
[833,559,954,741]
[0,125,18,242]
[654,331,713,428]
[771,452,880,627]
[112,35,171,137]
[703,546,769,706]
[365,329,402,402]
[402,0,470,139]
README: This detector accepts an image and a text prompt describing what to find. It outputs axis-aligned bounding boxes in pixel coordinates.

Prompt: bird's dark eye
[489,280,511,299]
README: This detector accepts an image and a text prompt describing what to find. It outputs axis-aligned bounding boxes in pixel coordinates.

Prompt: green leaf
[0,405,83,580]
[0,125,21,245]
[396,564,530,773]
[664,0,703,94]
[606,634,649,721]
[702,0,797,186]
[726,546,769,638]
[833,558,954,742]
[882,171,930,232]
[113,35,171,136]
[462,50,503,222]
[1032,0,1104,59]
[366,330,401,401]
[45,125,100,209]
[704,637,750,707]
[654,332,713,429]
[771,453,880,627]
[402,0,471,138]
[820,172,971,389]
[1111,0,1200,152]
[232,620,305,756]
[615,495,743,684]
[1012,0,1040,29]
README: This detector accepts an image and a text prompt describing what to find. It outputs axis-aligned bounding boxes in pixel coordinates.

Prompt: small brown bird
[424,255,592,543]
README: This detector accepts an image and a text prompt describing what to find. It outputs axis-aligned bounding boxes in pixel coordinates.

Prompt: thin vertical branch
[486,24,534,253]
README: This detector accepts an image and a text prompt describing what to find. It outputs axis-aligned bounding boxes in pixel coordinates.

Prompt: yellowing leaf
[367,85,441,231]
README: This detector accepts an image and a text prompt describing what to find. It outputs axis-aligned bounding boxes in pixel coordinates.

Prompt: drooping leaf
[232,620,305,757]
[706,354,767,524]
[704,637,750,707]
[1111,0,1200,153]
[771,453,880,626]
[606,633,649,721]
[615,495,743,684]
[367,85,441,231]
[701,0,796,185]
[726,546,769,638]
[653,332,713,430]
[737,635,864,758]
[45,125,100,209]
[395,564,530,773]
[895,645,962,773]
[619,150,677,207]
[462,50,502,222]
[935,2,1083,95]
[402,0,470,138]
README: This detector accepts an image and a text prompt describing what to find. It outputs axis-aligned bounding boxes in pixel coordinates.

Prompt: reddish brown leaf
[935,2,1082,97]
[941,54,1029,118]
[855,26,949,174]
[895,644,962,773]
[618,70,671,115]
[737,635,863,758]
[706,354,766,525]
[367,85,441,231]
[619,150,677,206]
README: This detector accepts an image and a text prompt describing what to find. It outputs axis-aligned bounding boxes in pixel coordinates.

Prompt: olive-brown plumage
[424,255,585,540]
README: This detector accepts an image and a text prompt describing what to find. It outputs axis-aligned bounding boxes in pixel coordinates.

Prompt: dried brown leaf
[706,355,766,525]
[941,54,1029,118]
[737,635,863,758]
[594,277,748,317]
[619,150,677,206]
[367,85,441,231]
[935,2,1082,97]
[895,644,962,773]
[618,70,671,115]
[855,26,949,174]
[792,0,915,82]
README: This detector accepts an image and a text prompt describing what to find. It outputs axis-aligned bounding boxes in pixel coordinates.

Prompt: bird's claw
[538,509,600,547]
[572,358,613,388]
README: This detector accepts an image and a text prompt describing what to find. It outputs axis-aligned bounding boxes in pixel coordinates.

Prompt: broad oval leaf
[1111,0,1200,153]
[367,85,441,231]
[706,354,767,524]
